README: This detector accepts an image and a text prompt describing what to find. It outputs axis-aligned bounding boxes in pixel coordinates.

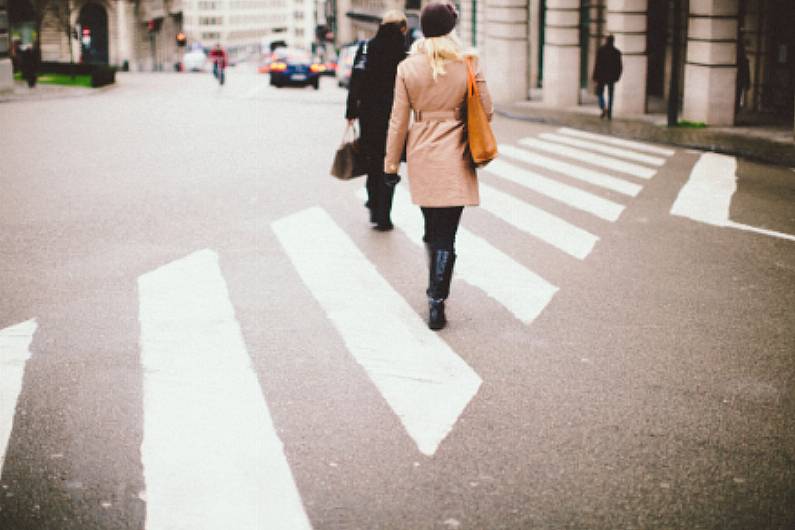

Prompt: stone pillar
[0,58,12,93]
[607,0,647,115]
[543,0,580,107]
[116,0,133,67]
[484,0,528,103]
[335,0,353,45]
[682,0,738,126]
[1,0,12,93]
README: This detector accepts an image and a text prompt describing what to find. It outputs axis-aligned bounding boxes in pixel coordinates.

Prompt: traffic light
[147,20,155,33]
[176,32,186,47]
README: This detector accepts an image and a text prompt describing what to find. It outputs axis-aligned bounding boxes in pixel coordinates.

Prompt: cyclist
[209,43,228,85]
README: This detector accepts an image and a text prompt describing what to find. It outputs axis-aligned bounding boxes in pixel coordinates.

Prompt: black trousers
[360,114,393,226]
[421,207,464,251]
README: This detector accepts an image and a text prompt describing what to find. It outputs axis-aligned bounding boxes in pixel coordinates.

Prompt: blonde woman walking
[383,1,493,330]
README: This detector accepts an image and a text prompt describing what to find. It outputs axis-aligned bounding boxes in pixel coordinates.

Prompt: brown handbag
[465,58,497,167]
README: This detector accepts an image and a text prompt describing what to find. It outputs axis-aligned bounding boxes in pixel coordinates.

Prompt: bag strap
[465,57,479,99]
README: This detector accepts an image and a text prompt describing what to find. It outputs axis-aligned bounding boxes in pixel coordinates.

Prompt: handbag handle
[340,123,358,145]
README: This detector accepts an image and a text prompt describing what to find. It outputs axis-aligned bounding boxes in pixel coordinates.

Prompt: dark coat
[593,43,622,84]
[345,24,407,159]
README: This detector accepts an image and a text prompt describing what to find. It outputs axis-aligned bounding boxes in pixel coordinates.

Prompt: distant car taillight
[270,62,287,72]
[310,64,326,73]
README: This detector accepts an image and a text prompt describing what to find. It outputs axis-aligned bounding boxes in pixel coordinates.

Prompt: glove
[384,173,401,187]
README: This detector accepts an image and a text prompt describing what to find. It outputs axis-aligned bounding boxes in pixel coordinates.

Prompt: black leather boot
[426,249,456,330]
[373,183,395,231]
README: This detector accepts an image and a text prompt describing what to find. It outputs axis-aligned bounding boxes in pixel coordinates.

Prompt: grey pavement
[497,99,795,168]
[0,68,794,530]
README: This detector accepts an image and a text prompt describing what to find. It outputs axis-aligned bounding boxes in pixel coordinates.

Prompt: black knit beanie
[420,2,458,38]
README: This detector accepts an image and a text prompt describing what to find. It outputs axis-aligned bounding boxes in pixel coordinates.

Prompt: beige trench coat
[384,53,494,207]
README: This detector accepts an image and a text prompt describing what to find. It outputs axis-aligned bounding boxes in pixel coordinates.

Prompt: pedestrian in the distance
[209,43,228,85]
[20,44,39,88]
[592,35,622,119]
[345,10,408,231]
[383,1,493,330]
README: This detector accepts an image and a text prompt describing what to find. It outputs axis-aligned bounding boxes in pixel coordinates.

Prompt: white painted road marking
[499,144,642,197]
[538,132,667,167]
[483,158,625,222]
[557,127,676,157]
[0,319,37,474]
[272,207,482,456]
[138,249,312,530]
[518,137,657,179]
[671,152,795,241]
[479,183,599,260]
[358,188,560,323]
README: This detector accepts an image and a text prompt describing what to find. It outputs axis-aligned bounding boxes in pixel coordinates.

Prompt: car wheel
[312,79,319,90]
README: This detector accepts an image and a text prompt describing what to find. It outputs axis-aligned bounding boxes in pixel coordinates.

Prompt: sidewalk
[0,79,111,104]
[496,99,795,168]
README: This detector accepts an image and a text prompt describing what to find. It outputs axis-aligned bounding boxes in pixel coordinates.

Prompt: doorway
[78,3,108,64]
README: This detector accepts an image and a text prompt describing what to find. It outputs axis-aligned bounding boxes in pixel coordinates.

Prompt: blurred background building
[327,0,793,134]
[5,0,185,71]
[455,0,793,132]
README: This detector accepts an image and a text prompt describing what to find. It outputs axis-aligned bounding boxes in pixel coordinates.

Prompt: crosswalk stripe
[0,319,37,474]
[138,249,312,530]
[557,127,676,156]
[518,137,657,179]
[479,183,599,260]
[538,132,667,167]
[272,207,481,456]
[671,152,795,241]
[499,144,642,197]
[483,158,625,222]
[358,188,559,323]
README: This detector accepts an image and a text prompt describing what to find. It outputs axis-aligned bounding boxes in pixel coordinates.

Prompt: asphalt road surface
[1,66,794,530]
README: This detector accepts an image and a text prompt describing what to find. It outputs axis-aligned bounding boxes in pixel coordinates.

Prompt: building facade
[458,0,794,133]
[7,0,184,71]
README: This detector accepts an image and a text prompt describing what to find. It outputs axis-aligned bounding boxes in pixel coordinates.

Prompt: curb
[495,106,795,168]
[0,81,117,104]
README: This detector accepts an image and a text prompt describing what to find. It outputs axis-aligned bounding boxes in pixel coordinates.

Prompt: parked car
[181,49,208,72]
[268,48,323,89]
[335,42,361,89]
[321,59,337,77]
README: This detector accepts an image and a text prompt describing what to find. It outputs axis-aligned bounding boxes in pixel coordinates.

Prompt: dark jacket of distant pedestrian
[592,36,622,119]
[345,11,408,231]
[383,1,493,331]
[20,44,40,88]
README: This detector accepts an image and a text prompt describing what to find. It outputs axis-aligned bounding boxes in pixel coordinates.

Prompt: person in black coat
[345,11,408,231]
[592,35,622,119]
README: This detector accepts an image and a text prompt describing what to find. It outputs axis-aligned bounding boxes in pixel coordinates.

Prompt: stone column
[116,0,133,67]
[542,0,580,107]
[606,0,647,115]
[335,0,353,45]
[0,59,11,92]
[484,0,528,103]
[682,0,738,126]
[1,0,12,93]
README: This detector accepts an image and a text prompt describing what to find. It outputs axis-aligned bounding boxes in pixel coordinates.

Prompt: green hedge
[37,62,116,87]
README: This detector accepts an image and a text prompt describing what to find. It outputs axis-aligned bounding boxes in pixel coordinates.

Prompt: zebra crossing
[0,127,675,528]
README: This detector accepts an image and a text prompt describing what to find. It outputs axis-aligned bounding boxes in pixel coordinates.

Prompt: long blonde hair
[411,31,477,80]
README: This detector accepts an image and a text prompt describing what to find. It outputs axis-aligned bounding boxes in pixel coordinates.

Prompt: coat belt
[414,109,462,122]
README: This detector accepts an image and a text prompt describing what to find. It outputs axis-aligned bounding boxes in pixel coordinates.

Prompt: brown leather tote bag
[465,58,498,167]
